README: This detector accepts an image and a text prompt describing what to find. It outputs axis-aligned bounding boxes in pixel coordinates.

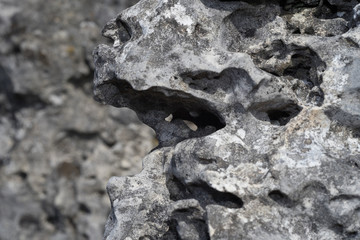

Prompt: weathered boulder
[94,0,360,239]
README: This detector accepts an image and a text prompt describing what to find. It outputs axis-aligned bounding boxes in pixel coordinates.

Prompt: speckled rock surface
[0,0,158,240]
[94,0,360,239]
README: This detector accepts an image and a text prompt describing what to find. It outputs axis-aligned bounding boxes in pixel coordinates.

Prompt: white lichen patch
[163,3,195,34]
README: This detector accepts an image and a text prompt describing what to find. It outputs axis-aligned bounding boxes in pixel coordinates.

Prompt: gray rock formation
[94,0,360,239]
[0,0,157,240]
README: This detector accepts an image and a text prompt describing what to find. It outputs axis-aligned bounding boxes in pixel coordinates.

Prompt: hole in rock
[267,109,291,123]
[250,101,302,126]
[97,79,225,147]
[115,19,132,43]
[168,210,210,240]
[284,51,323,87]
[16,171,28,180]
[79,203,91,214]
[292,28,301,34]
[251,43,326,106]
[269,190,295,208]
[355,162,359,169]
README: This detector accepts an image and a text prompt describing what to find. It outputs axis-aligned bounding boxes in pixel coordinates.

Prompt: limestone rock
[94,0,360,239]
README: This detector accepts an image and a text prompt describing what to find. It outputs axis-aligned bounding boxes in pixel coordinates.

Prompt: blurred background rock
[0,0,157,239]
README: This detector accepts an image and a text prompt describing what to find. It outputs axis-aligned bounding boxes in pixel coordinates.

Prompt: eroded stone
[94,0,360,239]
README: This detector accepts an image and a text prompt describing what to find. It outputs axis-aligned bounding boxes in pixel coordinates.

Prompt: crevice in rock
[330,194,360,201]
[180,68,255,96]
[95,79,226,147]
[340,37,360,49]
[165,174,242,239]
[280,0,317,9]
[167,175,243,209]
[198,0,245,11]
[268,190,295,208]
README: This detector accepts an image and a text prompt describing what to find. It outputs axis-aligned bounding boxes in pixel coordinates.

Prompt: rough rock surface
[94,0,360,239]
[0,0,158,240]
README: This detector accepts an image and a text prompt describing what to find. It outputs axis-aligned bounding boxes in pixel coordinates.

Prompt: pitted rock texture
[0,0,158,240]
[94,0,360,239]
